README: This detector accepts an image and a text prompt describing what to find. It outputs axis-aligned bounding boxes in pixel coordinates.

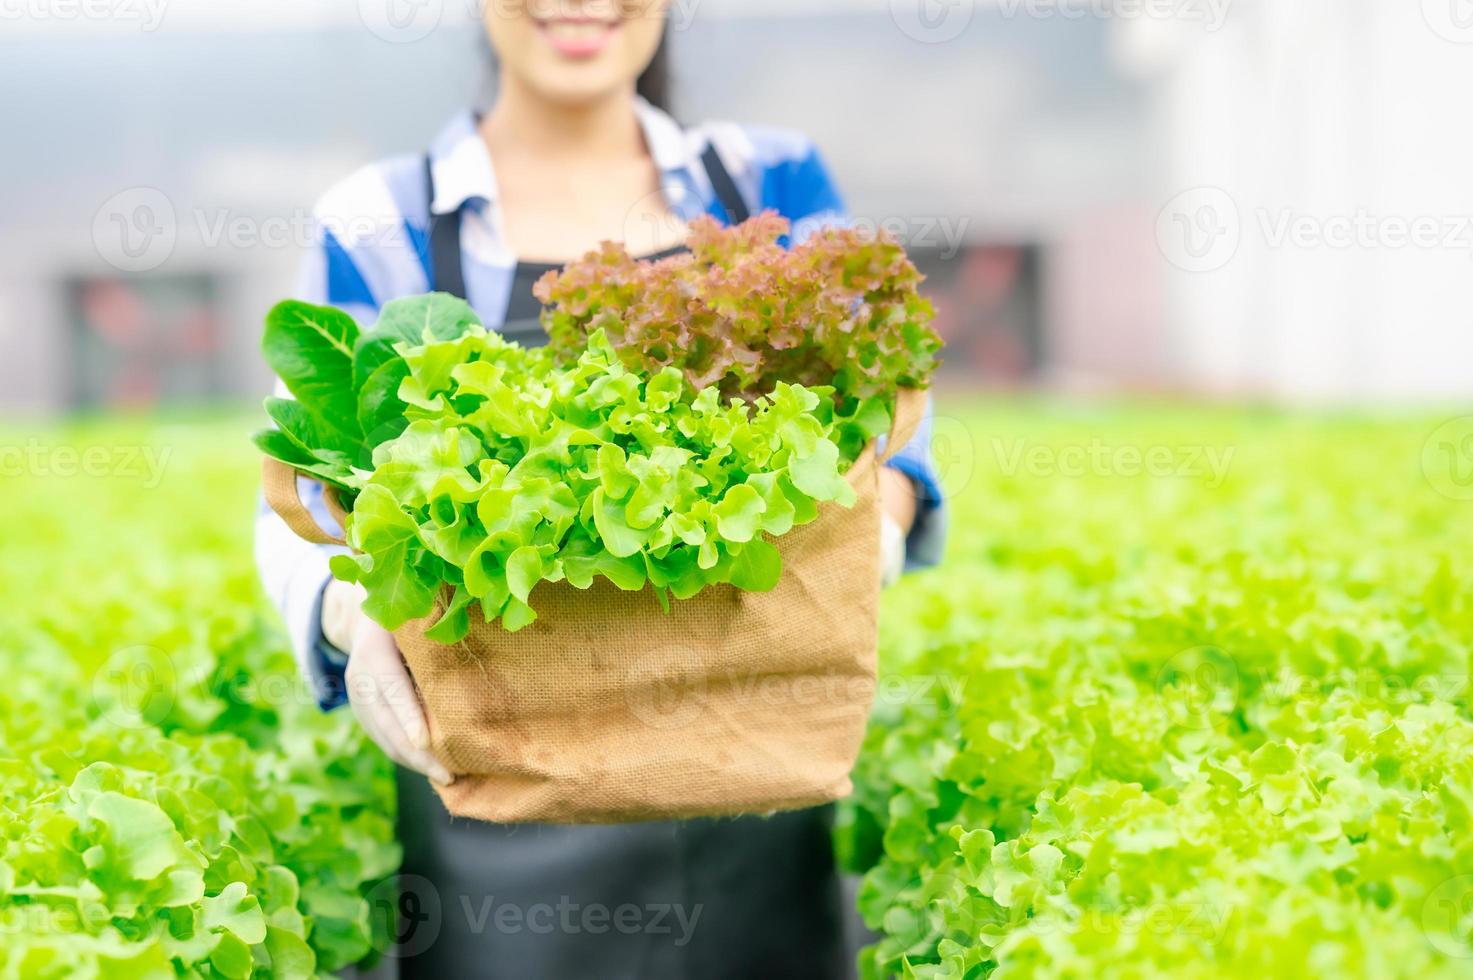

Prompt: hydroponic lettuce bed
[839,404,1473,979]
[2,404,1470,979]
[0,418,399,979]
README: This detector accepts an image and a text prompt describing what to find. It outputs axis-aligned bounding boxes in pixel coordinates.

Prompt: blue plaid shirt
[255,99,947,710]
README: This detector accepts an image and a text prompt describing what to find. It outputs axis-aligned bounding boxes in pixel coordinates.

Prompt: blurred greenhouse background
[2,0,1472,418]
[6,5,1473,976]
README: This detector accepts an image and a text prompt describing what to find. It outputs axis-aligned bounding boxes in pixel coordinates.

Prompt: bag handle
[878,387,928,464]
[261,457,348,547]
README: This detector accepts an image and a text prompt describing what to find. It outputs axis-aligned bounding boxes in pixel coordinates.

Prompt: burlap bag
[263,387,926,824]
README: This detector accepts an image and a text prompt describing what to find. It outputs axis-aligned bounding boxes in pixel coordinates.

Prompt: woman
[256,2,946,976]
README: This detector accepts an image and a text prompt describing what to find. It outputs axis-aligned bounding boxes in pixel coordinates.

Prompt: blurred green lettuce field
[0,416,398,979]
[841,403,1473,978]
[2,403,1471,978]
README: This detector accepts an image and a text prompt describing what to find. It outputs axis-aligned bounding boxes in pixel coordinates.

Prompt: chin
[530,73,631,108]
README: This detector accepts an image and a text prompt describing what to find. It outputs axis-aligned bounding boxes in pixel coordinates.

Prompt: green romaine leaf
[356,358,411,450]
[251,428,358,490]
[261,300,363,447]
[353,292,481,390]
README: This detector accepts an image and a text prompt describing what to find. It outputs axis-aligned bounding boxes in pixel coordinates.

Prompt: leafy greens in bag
[255,216,940,639]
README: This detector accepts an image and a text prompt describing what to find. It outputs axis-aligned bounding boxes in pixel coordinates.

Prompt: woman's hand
[879,468,918,587]
[880,513,906,587]
[323,580,454,786]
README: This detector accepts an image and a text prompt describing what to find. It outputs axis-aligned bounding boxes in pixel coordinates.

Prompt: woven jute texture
[263,387,925,824]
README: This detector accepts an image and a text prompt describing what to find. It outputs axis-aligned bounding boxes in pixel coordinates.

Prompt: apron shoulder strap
[700,142,752,226]
[424,155,469,301]
[423,137,753,303]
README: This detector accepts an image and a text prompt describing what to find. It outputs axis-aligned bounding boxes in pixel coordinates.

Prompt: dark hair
[636,27,672,113]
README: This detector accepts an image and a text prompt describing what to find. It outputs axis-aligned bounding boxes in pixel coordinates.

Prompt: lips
[534,17,621,59]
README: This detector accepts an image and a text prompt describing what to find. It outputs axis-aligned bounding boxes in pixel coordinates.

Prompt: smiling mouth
[533,17,622,59]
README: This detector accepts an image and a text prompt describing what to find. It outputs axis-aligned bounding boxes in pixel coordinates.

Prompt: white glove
[323,579,454,786]
[880,513,906,588]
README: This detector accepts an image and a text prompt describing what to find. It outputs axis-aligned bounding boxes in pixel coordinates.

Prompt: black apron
[389,146,850,980]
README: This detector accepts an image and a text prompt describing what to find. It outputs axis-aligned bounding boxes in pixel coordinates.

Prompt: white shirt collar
[633,96,691,173]
[427,97,695,216]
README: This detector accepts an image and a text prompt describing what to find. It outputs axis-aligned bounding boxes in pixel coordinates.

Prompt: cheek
[485,15,540,71]
[618,15,667,73]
